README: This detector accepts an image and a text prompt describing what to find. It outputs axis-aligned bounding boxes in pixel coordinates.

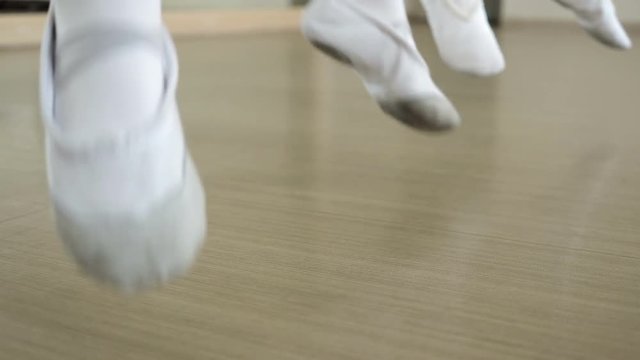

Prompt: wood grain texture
[1,23,639,360]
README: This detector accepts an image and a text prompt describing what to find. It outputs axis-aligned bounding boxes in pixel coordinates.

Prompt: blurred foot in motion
[555,0,632,49]
[40,0,206,292]
[421,0,505,76]
[302,0,461,131]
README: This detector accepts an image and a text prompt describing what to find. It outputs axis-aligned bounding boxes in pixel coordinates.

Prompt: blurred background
[2,0,640,21]
[1,1,639,360]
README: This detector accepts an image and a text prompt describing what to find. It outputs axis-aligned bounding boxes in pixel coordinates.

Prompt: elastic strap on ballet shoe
[40,7,180,154]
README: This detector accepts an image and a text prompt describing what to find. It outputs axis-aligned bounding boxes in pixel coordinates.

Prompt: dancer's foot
[421,0,505,76]
[555,0,632,49]
[40,8,206,293]
[302,0,460,131]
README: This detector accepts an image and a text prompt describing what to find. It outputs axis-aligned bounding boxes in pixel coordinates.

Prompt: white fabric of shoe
[40,10,207,293]
[421,0,505,76]
[555,0,632,49]
[302,0,461,131]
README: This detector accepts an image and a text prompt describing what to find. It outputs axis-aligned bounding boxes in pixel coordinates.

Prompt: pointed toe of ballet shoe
[54,157,206,293]
[587,24,633,50]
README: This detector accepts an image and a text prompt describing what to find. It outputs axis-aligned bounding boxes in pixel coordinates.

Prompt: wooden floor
[1,23,639,360]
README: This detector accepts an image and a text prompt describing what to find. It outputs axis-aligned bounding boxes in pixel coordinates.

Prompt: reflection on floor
[1,23,639,360]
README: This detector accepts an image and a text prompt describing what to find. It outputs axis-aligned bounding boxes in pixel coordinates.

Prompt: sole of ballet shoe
[379,96,460,131]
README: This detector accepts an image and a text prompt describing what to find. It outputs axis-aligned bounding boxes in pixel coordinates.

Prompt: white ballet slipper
[40,10,207,293]
[302,0,460,131]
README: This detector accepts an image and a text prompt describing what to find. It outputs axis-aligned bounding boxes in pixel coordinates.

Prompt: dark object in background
[1,0,500,24]
[291,0,502,27]
[485,0,502,26]
[0,0,49,12]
